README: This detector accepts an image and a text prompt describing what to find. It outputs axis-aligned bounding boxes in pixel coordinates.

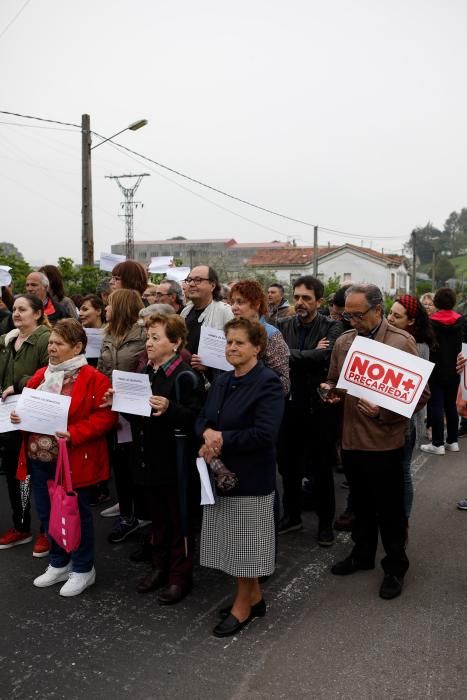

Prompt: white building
[247,244,410,294]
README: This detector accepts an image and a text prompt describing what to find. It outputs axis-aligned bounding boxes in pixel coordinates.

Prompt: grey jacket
[97,323,147,381]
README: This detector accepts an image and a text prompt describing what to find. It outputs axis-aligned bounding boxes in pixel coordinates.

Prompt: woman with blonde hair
[97,289,148,540]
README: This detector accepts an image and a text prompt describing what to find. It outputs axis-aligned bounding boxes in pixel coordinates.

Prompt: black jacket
[196,362,284,497]
[128,359,206,487]
[278,313,343,408]
[429,312,464,386]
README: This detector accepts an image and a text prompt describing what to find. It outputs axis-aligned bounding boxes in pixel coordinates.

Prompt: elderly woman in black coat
[126,313,205,605]
[197,318,284,637]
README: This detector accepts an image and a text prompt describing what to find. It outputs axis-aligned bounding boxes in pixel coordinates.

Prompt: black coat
[196,362,284,497]
[128,359,206,487]
[278,313,343,409]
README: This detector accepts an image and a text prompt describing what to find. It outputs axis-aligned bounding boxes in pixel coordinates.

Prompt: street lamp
[81,115,148,266]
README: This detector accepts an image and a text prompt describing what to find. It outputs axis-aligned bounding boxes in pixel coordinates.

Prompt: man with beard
[277,276,343,546]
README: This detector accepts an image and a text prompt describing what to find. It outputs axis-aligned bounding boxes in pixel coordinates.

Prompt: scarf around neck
[39,355,88,394]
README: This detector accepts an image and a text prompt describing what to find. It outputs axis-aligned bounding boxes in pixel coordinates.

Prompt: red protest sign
[344,350,423,405]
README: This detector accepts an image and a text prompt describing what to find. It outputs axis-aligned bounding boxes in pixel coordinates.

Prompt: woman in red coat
[13,319,117,597]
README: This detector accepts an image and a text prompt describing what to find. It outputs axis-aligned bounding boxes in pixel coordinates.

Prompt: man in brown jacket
[322,284,430,600]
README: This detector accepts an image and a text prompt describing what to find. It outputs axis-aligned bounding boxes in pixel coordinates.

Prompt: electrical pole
[313,225,318,276]
[431,249,436,292]
[106,173,150,259]
[81,114,94,266]
[411,230,416,295]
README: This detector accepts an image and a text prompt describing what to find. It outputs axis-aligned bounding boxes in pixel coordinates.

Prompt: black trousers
[277,403,335,528]
[429,378,460,447]
[111,442,147,520]
[342,447,409,578]
[1,432,30,533]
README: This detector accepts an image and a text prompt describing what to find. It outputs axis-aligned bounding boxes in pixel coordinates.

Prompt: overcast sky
[1,0,466,265]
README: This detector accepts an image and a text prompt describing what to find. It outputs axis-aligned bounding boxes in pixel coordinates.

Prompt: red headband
[397,294,419,319]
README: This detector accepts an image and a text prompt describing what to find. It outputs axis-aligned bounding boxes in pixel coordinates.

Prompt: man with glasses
[142,285,159,305]
[156,280,185,314]
[277,276,343,546]
[180,265,233,371]
[323,284,430,600]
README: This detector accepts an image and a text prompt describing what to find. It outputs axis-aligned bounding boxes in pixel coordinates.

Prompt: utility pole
[431,249,436,292]
[313,225,318,276]
[411,230,416,295]
[81,114,94,266]
[106,173,150,259]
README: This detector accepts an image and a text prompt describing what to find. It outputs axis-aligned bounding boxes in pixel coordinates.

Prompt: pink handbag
[47,438,81,553]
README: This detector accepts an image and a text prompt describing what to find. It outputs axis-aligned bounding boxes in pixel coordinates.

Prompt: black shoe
[331,556,375,576]
[278,516,303,534]
[136,568,167,593]
[318,528,335,547]
[213,613,255,638]
[157,583,192,605]
[379,574,403,600]
[108,516,140,544]
[218,598,266,620]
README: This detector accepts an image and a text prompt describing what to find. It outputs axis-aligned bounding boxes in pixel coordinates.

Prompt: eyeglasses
[184,276,211,285]
[342,308,373,321]
[142,293,157,299]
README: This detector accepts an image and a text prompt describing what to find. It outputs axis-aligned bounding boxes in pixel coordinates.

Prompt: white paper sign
[162,267,191,282]
[112,370,152,417]
[16,388,71,435]
[336,335,434,418]
[0,395,20,433]
[0,266,12,286]
[85,328,104,359]
[196,457,215,505]
[462,343,467,400]
[148,256,174,272]
[100,252,126,272]
[198,325,234,372]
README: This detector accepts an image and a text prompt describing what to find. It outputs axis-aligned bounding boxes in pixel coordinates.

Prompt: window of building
[343,273,352,282]
[390,273,395,288]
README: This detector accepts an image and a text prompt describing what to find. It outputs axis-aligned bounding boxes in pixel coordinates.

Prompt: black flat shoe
[218,598,266,619]
[213,613,254,638]
[379,574,403,600]
[331,556,375,575]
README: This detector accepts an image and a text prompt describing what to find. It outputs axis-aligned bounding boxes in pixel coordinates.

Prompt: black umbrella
[19,474,31,526]
[174,370,199,558]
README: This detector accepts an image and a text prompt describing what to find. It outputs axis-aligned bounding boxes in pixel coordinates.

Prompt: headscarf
[397,295,419,320]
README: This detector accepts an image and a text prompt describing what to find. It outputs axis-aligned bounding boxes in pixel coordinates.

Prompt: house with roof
[246,244,410,294]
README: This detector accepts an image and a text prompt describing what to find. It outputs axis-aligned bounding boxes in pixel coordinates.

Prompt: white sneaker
[137,519,151,528]
[59,567,96,597]
[100,503,120,518]
[446,442,460,452]
[420,443,445,455]
[34,563,72,588]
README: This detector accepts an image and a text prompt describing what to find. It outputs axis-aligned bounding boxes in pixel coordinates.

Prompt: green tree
[432,256,456,285]
[0,247,32,292]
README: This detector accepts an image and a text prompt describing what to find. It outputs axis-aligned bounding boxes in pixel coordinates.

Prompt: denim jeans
[402,425,416,518]
[29,458,94,573]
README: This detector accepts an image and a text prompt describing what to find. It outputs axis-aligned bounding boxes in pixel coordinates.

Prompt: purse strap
[56,437,73,493]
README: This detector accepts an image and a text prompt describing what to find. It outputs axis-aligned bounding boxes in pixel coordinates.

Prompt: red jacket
[17,364,118,488]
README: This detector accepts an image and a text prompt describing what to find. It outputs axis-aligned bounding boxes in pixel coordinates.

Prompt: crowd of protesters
[0,260,466,638]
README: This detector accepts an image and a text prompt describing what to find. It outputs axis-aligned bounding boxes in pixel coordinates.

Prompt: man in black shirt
[278,275,343,546]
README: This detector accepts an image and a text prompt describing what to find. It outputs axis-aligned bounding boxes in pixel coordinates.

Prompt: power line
[0,119,77,132]
[0,0,32,41]
[0,109,410,241]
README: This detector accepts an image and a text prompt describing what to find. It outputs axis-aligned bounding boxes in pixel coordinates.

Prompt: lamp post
[81,115,148,266]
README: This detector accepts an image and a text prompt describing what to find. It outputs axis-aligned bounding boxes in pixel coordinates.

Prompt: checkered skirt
[200,493,275,578]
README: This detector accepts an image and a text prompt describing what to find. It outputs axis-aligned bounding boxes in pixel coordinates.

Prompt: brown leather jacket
[326,318,430,451]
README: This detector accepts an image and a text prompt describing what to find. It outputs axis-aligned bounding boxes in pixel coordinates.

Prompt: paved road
[0,447,466,700]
